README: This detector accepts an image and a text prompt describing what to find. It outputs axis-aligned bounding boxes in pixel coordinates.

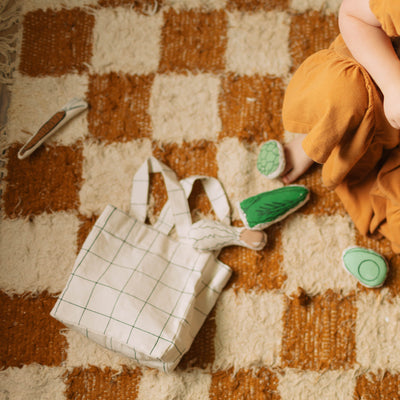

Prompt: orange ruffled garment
[282,1,400,252]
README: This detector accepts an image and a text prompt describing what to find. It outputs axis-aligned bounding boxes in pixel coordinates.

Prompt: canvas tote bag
[51,157,232,372]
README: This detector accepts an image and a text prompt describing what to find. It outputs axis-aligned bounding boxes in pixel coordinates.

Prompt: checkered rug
[2,0,400,399]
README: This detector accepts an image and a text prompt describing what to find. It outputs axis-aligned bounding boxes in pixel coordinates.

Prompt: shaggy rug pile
[2,0,400,398]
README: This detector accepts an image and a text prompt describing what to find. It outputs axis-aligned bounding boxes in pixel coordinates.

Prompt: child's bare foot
[281,134,314,184]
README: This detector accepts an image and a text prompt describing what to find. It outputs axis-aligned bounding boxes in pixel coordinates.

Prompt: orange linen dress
[282,0,400,252]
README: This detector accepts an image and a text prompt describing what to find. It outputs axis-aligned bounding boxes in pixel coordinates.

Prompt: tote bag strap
[150,176,231,236]
[129,157,192,238]
[180,176,231,225]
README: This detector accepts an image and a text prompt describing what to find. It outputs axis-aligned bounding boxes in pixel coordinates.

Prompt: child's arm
[339,0,400,129]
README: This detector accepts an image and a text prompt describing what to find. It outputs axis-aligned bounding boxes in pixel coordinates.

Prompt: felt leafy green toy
[238,185,310,230]
[257,140,286,179]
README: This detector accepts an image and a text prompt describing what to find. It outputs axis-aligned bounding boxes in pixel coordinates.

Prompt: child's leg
[280,134,315,184]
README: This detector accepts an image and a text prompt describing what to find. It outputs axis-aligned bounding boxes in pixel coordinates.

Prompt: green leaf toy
[257,140,286,179]
[238,185,310,230]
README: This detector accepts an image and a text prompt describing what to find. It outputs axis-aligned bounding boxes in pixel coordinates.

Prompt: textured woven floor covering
[2,0,400,398]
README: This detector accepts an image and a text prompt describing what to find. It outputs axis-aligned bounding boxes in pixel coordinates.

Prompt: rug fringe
[0,0,20,205]
[0,0,20,85]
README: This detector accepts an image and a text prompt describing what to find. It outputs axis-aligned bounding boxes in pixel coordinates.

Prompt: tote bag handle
[180,176,231,225]
[129,157,192,239]
[129,158,231,238]
[155,175,232,236]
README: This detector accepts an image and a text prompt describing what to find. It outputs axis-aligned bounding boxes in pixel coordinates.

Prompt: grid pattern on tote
[53,204,204,358]
[51,158,232,369]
